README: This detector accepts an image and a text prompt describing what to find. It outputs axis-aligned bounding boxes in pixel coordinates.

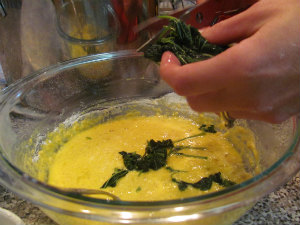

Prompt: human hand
[159,0,300,123]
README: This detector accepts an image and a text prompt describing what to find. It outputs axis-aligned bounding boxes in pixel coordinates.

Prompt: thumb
[160,51,181,83]
[160,51,181,67]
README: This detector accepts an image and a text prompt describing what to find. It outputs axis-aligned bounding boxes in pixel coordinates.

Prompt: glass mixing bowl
[0,50,299,225]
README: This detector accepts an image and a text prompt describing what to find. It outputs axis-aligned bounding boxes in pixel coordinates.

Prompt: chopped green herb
[105,133,208,189]
[209,172,223,184]
[172,178,189,191]
[86,137,92,140]
[165,166,187,174]
[172,172,235,191]
[143,139,173,170]
[119,151,142,171]
[168,145,207,157]
[136,186,142,192]
[119,139,173,172]
[192,177,213,191]
[207,172,236,187]
[142,16,228,65]
[101,169,128,189]
[199,124,217,133]
[173,146,207,150]
[172,152,208,160]
[221,178,236,187]
[173,132,205,143]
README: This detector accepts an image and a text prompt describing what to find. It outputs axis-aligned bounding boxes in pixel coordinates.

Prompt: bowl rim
[0,50,299,219]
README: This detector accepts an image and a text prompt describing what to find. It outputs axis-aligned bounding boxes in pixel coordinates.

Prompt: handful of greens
[143,16,227,64]
[142,16,235,128]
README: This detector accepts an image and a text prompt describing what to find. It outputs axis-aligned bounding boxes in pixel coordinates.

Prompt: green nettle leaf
[165,166,187,174]
[143,44,164,62]
[172,172,236,191]
[144,139,173,170]
[192,177,213,191]
[199,124,217,133]
[143,16,228,65]
[101,169,128,189]
[221,178,236,187]
[209,172,223,184]
[119,151,142,171]
[102,128,219,190]
[118,139,174,175]
[136,186,142,192]
[172,178,189,191]
[172,152,208,160]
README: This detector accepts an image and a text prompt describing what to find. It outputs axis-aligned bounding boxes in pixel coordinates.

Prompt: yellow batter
[40,114,258,201]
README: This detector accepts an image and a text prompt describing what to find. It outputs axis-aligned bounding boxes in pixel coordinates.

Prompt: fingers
[224,111,278,123]
[160,49,242,96]
[185,86,257,113]
[186,91,239,113]
[201,1,271,44]
[159,3,272,97]
[160,48,299,124]
[159,0,300,124]
[226,106,299,124]
[186,92,300,124]
[185,79,300,123]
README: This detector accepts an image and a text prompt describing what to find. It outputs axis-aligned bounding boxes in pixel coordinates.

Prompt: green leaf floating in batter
[199,124,217,133]
[119,139,173,173]
[171,172,236,191]
[101,168,128,188]
[101,125,218,190]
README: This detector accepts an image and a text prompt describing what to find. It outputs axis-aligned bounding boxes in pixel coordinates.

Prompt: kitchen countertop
[0,173,299,225]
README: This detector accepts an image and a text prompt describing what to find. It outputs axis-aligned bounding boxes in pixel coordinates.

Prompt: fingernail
[161,51,181,66]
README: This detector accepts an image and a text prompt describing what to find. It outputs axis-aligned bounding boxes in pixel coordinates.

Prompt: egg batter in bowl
[35,94,260,202]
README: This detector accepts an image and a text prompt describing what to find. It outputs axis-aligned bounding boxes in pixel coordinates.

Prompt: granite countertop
[0,173,299,225]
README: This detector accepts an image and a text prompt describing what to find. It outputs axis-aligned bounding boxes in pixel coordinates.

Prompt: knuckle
[230,46,261,78]
[250,94,275,114]
[159,66,170,80]
[171,76,189,96]
[186,96,198,108]
[252,103,274,114]
[187,99,200,112]
[160,67,190,96]
[249,97,289,124]
[263,113,286,124]
[252,103,286,124]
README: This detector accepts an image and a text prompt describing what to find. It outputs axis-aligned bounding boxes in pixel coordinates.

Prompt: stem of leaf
[158,15,179,21]
[158,26,172,40]
[173,132,205,143]
[174,146,207,150]
[173,153,207,159]
[168,145,207,156]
